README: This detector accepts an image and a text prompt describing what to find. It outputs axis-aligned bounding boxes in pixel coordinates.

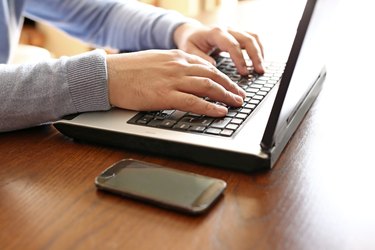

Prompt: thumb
[187,47,217,66]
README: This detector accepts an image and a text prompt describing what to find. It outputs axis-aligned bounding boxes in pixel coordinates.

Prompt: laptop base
[54,121,271,172]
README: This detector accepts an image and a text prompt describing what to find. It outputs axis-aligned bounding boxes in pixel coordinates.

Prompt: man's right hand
[106,49,246,117]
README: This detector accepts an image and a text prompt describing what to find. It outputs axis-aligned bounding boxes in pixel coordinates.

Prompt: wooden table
[1,1,375,249]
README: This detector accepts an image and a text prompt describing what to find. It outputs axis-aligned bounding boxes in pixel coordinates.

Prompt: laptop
[54,0,331,172]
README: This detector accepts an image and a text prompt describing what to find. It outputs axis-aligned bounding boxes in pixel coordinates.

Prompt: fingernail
[216,106,228,116]
[234,95,244,104]
[260,62,266,74]
[242,66,249,76]
[238,88,246,98]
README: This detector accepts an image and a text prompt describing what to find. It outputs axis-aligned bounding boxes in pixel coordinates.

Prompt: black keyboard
[128,54,285,137]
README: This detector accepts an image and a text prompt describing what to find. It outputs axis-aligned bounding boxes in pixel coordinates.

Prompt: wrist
[173,21,202,49]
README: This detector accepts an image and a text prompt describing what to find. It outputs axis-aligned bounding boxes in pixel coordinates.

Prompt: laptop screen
[261,0,333,150]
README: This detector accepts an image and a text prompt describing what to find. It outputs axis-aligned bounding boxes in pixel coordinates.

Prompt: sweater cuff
[66,49,111,113]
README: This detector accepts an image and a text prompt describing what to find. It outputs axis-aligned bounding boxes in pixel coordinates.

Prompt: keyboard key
[268,80,278,84]
[189,125,206,132]
[220,129,234,136]
[173,122,190,130]
[244,103,256,109]
[257,76,269,81]
[250,83,263,88]
[261,87,271,92]
[246,92,256,98]
[136,115,153,124]
[169,110,187,120]
[148,119,163,127]
[264,83,275,88]
[240,108,252,114]
[231,118,243,125]
[160,120,176,128]
[235,113,247,119]
[226,124,239,130]
[206,128,222,135]
[253,95,264,100]
[226,111,237,117]
[211,118,231,129]
[246,87,258,93]
[249,99,260,105]
[238,78,250,86]
[230,75,241,81]
[254,80,267,85]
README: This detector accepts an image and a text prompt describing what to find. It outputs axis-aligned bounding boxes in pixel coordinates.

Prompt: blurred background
[14,0,373,68]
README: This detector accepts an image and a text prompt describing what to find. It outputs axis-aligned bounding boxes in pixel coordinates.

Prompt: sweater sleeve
[24,0,193,51]
[0,49,110,132]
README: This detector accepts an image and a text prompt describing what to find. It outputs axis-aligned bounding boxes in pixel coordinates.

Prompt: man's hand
[173,23,265,75]
[106,50,246,117]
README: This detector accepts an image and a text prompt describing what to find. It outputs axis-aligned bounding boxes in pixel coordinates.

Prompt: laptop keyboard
[128,53,285,137]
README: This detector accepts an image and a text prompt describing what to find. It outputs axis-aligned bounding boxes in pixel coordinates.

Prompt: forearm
[0,50,110,132]
[96,1,192,50]
[24,0,193,51]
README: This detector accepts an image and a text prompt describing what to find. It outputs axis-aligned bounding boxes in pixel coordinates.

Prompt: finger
[179,50,213,67]
[170,91,228,117]
[228,30,265,74]
[186,47,217,66]
[177,76,244,108]
[183,64,246,98]
[207,27,249,75]
[247,32,264,58]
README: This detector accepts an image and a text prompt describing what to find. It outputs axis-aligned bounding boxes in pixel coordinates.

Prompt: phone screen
[95,159,226,214]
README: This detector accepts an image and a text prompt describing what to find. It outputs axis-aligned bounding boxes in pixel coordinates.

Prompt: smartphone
[95,159,227,214]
